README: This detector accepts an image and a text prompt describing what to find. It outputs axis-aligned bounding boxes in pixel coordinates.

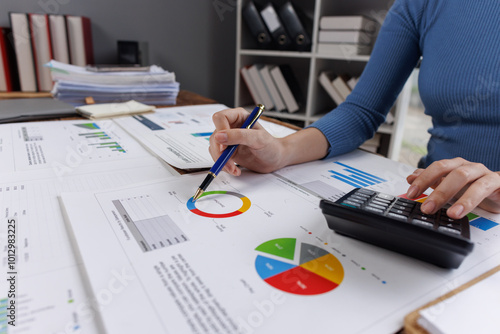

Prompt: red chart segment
[255,238,344,295]
[264,266,339,295]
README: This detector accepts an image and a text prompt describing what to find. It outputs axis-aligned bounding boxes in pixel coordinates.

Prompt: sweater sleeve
[309,0,425,158]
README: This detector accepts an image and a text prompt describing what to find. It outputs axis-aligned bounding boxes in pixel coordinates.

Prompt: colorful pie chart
[255,238,344,295]
[187,191,251,218]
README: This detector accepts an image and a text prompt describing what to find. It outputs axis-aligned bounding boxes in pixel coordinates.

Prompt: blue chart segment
[133,115,164,131]
[467,212,499,231]
[329,161,387,188]
[191,132,213,141]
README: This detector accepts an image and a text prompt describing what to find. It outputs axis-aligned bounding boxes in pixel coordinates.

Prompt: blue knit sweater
[310,0,500,171]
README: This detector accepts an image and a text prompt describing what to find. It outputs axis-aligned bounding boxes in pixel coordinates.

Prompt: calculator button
[347,197,365,204]
[414,215,433,222]
[412,219,434,228]
[397,198,415,205]
[389,208,408,215]
[357,188,376,195]
[392,204,412,212]
[387,212,408,222]
[376,194,395,201]
[350,195,369,202]
[368,203,387,211]
[439,222,461,230]
[365,206,384,214]
[342,200,361,208]
[438,226,461,235]
[395,200,415,208]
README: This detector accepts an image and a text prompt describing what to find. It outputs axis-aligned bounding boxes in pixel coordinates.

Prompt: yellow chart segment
[300,253,344,285]
[239,196,251,213]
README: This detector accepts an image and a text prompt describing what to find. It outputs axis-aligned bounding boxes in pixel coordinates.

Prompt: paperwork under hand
[0,118,178,333]
[59,150,500,334]
[114,104,296,169]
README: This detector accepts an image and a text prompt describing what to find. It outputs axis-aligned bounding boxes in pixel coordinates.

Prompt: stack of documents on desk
[47,60,179,106]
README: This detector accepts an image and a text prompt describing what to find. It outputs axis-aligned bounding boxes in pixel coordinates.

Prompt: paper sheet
[58,150,500,334]
[114,104,296,169]
[0,118,178,333]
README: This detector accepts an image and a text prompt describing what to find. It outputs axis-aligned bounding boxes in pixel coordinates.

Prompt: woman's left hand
[406,158,500,219]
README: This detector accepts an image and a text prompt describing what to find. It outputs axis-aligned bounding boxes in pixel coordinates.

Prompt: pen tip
[193,189,203,202]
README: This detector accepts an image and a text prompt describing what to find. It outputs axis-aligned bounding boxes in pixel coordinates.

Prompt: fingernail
[407,185,419,199]
[219,144,224,152]
[215,132,228,143]
[448,204,464,218]
[421,200,435,214]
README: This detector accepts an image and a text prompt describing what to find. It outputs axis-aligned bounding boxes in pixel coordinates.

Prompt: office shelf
[234,0,412,160]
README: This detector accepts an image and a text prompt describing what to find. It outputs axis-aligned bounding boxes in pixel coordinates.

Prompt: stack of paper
[47,60,180,106]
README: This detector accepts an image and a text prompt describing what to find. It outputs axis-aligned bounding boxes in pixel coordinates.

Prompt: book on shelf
[49,15,70,64]
[317,43,372,57]
[331,74,351,101]
[278,1,311,51]
[0,27,20,92]
[66,15,94,66]
[270,64,301,113]
[9,12,38,92]
[318,30,374,45]
[318,71,344,106]
[258,64,286,112]
[248,64,275,110]
[260,3,291,49]
[29,13,54,91]
[347,76,359,90]
[319,15,377,32]
[240,65,263,106]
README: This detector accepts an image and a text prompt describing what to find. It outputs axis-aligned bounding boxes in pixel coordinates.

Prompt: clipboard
[404,264,500,333]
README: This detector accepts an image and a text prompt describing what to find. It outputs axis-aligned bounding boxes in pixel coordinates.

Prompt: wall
[0,0,237,106]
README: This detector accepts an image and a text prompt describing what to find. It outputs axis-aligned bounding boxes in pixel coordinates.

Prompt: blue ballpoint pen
[192,104,265,201]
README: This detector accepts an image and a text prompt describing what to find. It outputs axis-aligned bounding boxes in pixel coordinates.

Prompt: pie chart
[255,238,344,295]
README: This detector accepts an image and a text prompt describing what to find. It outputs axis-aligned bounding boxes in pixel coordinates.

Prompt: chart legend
[255,238,344,295]
[329,161,387,188]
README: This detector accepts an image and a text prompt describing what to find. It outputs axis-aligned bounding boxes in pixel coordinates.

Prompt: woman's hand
[208,108,288,175]
[208,107,330,175]
[406,158,500,218]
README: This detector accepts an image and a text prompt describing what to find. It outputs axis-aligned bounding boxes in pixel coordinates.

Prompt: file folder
[260,3,292,49]
[279,2,311,51]
[242,1,272,48]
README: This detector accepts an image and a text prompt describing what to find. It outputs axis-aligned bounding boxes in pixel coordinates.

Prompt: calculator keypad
[338,188,468,238]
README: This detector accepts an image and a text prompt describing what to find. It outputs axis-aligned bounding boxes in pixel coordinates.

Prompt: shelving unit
[234,0,412,160]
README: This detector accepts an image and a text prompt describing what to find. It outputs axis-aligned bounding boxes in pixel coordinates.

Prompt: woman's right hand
[208,107,288,175]
[208,107,330,176]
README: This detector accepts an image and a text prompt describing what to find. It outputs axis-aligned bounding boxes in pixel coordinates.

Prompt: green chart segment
[255,238,344,295]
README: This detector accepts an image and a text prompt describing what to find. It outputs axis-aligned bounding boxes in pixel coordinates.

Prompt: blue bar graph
[329,161,387,188]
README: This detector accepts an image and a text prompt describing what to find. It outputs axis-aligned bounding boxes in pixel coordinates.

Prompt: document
[59,150,500,334]
[114,104,296,169]
[0,119,178,333]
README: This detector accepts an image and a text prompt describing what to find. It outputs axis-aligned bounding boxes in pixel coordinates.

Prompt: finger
[214,128,268,150]
[406,169,424,184]
[212,108,263,131]
[447,172,500,218]
[406,158,467,199]
[420,162,491,214]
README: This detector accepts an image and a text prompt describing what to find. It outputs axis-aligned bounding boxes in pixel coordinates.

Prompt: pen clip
[245,104,265,129]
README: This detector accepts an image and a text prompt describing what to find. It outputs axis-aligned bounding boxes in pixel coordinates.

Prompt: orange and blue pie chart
[255,238,344,295]
[187,191,251,218]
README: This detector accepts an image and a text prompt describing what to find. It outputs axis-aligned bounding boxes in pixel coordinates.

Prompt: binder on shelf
[248,64,274,110]
[10,12,38,92]
[259,64,286,112]
[270,64,301,113]
[318,71,344,106]
[260,3,291,49]
[49,15,70,64]
[29,14,54,91]
[319,15,377,32]
[347,76,359,90]
[240,65,263,105]
[242,1,272,48]
[66,15,94,66]
[278,1,311,51]
[0,27,20,92]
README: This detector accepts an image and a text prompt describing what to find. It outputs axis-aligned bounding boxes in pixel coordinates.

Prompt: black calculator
[320,188,474,268]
